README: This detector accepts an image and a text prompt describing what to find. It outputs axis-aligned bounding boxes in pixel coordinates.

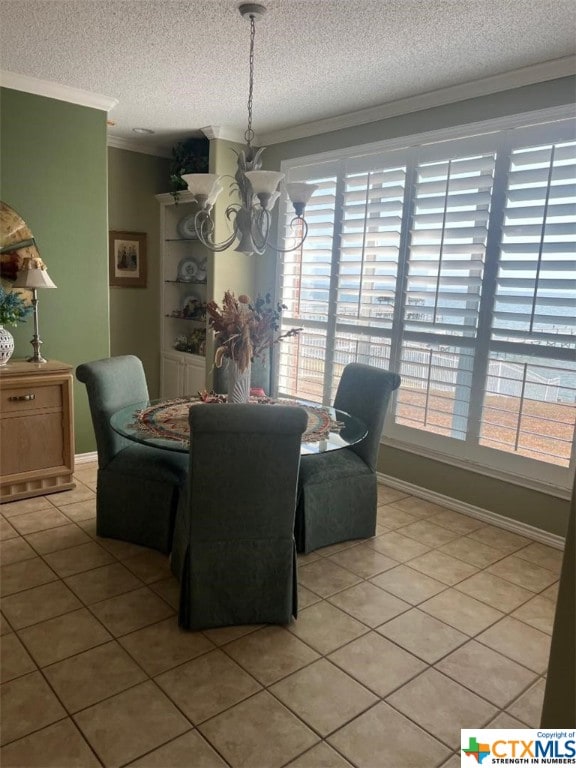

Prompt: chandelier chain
[245,13,256,146]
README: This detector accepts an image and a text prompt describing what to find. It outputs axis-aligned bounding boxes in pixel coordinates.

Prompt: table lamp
[13,256,57,363]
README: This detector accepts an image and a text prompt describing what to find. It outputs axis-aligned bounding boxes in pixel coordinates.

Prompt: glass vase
[227,358,251,403]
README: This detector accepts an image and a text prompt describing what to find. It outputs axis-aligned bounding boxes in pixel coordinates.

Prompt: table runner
[129,397,344,446]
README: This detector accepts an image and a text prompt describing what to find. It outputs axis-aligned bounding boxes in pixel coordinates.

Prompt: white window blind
[277,112,576,490]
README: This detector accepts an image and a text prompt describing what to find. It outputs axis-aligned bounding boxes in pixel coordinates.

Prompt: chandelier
[181,3,317,256]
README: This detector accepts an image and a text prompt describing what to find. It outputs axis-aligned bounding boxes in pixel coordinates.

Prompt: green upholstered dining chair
[76,355,188,554]
[295,363,401,554]
[171,403,307,630]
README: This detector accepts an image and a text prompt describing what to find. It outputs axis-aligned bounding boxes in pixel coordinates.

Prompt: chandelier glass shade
[182,4,318,256]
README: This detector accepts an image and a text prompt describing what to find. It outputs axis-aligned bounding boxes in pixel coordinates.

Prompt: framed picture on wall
[109,231,147,287]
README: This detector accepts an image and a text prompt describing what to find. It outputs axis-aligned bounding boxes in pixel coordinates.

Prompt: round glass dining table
[110,397,367,455]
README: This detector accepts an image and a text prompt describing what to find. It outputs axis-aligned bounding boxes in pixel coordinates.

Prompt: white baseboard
[75,452,98,465]
[377,471,565,551]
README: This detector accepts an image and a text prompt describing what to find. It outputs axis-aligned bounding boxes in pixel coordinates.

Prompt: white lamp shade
[181,173,221,199]
[245,170,285,195]
[286,182,319,205]
[13,267,57,289]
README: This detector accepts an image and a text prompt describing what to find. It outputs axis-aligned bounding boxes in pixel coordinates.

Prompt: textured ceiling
[1,0,575,152]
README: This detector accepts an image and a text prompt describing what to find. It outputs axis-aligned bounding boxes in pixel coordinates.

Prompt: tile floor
[0,462,563,768]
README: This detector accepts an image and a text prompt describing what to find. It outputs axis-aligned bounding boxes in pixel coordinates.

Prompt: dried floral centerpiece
[207,291,300,385]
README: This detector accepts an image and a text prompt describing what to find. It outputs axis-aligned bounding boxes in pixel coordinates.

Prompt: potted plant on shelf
[0,285,32,365]
[169,137,209,200]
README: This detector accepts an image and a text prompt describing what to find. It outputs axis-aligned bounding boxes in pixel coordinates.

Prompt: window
[277,109,576,492]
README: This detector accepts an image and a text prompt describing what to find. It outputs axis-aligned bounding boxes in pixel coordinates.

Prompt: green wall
[0,87,109,454]
[263,76,576,537]
[108,146,170,397]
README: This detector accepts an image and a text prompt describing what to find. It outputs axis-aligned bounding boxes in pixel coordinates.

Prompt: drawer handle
[9,394,36,402]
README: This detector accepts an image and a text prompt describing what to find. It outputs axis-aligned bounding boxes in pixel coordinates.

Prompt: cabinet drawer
[0,384,63,414]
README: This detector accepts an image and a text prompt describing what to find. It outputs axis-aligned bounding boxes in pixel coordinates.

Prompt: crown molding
[201,125,249,143]
[260,55,576,146]
[107,135,171,158]
[0,70,118,112]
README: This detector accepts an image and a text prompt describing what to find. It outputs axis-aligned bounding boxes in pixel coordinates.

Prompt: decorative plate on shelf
[177,213,199,240]
[176,258,198,282]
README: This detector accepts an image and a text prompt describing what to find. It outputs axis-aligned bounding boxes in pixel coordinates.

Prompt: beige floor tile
[0,518,19,541]
[506,678,547,727]
[467,525,531,553]
[285,741,354,767]
[156,648,261,723]
[376,506,419,529]
[297,550,322,565]
[270,658,378,736]
[0,496,53,518]
[328,701,450,768]
[377,485,411,505]
[397,520,461,548]
[435,640,538,708]
[315,540,362,557]
[327,542,398,578]
[64,562,142,604]
[126,729,227,767]
[376,608,468,663]
[0,670,67,746]
[540,582,559,602]
[370,564,446,605]
[43,541,115,577]
[149,576,181,609]
[0,611,13,635]
[514,542,564,574]
[0,580,83,629]
[44,640,147,712]
[0,718,101,767]
[426,510,484,535]
[419,588,504,636]
[368,530,431,561]
[74,680,190,768]
[47,483,95,507]
[328,580,410,627]
[438,536,508,568]
[24,523,92,554]
[298,585,323,609]
[388,496,449,519]
[0,632,36,683]
[119,616,214,676]
[199,690,318,768]
[18,607,112,667]
[122,550,173,584]
[329,631,426,697]
[0,537,36,565]
[454,571,534,612]
[477,617,551,673]
[287,602,368,655]
[387,668,497,748]
[201,623,263,647]
[59,499,97,523]
[487,555,557,592]
[224,625,320,685]
[98,536,156,560]
[298,558,362,598]
[486,712,529,729]
[75,518,98,537]
[407,550,478,586]
[511,594,557,634]
[439,756,461,768]
[0,557,58,597]
[8,507,71,535]
[89,586,174,636]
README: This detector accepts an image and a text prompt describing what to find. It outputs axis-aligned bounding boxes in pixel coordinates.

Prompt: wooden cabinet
[161,350,206,399]
[0,360,75,502]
